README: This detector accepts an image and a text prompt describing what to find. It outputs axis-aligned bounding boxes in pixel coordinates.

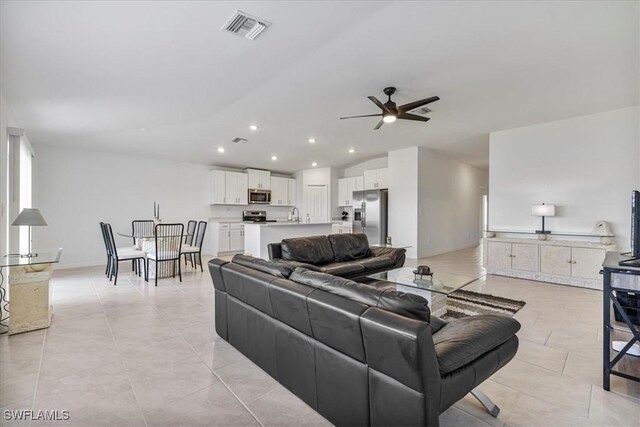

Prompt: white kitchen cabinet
[364,168,389,190]
[247,169,271,190]
[487,241,538,272]
[209,170,247,205]
[287,178,297,206]
[211,222,244,255]
[225,172,248,205]
[338,176,364,206]
[332,222,353,234]
[271,176,288,206]
[209,170,226,204]
[271,177,296,206]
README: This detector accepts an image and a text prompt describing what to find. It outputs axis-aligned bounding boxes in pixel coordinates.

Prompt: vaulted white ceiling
[1,1,638,172]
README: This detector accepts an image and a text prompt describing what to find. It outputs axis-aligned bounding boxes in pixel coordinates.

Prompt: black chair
[182,220,197,266]
[182,221,207,272]
[132,220,154,273]
[147,223,184,286]
[99,222,112,276]
[103,223,147,285]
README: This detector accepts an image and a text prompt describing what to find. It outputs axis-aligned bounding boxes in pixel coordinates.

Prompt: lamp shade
[531,204,555,217]
[12,208,47,226]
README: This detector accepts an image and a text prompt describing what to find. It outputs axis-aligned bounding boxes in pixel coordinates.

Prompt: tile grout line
[112,267,265,427]
[88,269,150,427]
[27,319,48,427]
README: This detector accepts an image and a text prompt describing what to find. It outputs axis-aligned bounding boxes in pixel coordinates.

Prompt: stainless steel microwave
[248,189,271,204]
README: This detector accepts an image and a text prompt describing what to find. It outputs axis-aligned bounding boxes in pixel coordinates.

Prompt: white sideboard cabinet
[484,235,614,289]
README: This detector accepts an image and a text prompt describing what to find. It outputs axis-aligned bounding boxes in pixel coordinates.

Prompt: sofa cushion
[232,254,294,279]
[290,268,430,321]
[281,236,335,265]
[318,261,365,277]
[357,256,396,272]
[432,315,521,375]
[328,233,370,262]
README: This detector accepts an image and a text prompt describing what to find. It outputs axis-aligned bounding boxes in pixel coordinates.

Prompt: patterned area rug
[443,289,526,320]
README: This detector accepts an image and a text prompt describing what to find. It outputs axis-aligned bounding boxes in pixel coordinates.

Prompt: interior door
[305,185,328,223]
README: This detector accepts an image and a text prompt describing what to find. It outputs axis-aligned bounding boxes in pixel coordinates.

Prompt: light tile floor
[0,246,638,426]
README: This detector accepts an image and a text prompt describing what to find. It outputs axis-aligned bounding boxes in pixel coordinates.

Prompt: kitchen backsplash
[210,204,292,221]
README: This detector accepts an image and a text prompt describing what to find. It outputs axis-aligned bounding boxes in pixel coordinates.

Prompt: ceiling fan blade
[397,113,430,122]
[340,113,384,120]
[368,96,392,114]
[373,120,384,130]
[398,96,440,114]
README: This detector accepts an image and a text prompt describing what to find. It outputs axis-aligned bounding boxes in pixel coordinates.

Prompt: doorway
[304,185,328,223]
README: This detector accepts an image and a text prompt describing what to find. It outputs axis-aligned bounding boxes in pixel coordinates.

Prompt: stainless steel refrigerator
[352,189,388,245]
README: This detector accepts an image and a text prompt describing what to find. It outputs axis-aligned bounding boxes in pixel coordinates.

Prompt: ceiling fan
[340,87,440,130]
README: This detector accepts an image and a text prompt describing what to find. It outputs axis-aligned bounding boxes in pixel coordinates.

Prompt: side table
[1,248,62,335]
[601,251,640,390]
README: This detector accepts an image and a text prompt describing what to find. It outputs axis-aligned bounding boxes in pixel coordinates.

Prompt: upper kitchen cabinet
[247,169,271,190]
[287,178,297,206]
[271,176,297,206]
[364,168,388,190]
[209,170,248,205]
[271,176,288,206]
[338,176,364,207]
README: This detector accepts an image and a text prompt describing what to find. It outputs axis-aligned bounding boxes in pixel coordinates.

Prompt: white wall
[0,92,22,256]
[489,107,640,250]
[388,148,419,258]
[33,145,211,268]
[417,149,488,257]
[388,147,488,259]
[342,156,387,178]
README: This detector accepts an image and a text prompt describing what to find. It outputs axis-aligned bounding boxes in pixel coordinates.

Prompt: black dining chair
[181,221,207,272]
[132,220,154,273]
[99,222,112,276]
[183,220,197,266]
[147,223,184,287]
[104,223,147,285]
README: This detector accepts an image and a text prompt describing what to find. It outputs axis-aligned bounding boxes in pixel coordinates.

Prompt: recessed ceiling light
[271,156,278,161]
[249,124,258,131]
[311,162,317,167]
[348,148,355,154]
[308,138,316,143]
[217,147,225,153]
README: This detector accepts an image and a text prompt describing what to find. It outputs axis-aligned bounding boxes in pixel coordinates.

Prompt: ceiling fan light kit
[341,86,440,130]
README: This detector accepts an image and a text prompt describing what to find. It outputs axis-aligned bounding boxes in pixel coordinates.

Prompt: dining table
[117,231,193,280]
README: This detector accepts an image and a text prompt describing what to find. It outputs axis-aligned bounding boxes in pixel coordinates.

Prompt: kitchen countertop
[244,222,334,227]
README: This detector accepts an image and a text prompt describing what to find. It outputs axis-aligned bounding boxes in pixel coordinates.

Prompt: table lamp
[12,208,47,257]
[531,203,555,234]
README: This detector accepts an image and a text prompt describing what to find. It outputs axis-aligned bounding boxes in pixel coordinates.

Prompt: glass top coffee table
[367,267,479,317]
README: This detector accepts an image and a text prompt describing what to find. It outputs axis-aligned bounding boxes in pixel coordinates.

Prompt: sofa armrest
[369,246,406,266]
[432,315,521,375]
[267,242,282,260]
[208,258,229,292]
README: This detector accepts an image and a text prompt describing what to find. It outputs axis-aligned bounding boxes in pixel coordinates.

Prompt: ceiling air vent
[232,137,248,144]
[407,106,433,117]
[221,10,271,40]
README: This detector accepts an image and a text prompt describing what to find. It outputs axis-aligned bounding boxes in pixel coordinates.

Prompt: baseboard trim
[413,242,480,260]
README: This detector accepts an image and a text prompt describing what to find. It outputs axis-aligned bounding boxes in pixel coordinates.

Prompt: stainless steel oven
[248,189,271,204]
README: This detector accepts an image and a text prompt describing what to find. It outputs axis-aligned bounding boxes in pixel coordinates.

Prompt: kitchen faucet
[290,207,300,223]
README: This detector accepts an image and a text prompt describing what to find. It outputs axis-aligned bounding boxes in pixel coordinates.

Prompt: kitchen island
[244,222,333,259]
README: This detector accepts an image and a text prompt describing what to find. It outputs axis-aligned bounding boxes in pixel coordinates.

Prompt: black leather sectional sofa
[267,234,406,280]
[208,239,521,426]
